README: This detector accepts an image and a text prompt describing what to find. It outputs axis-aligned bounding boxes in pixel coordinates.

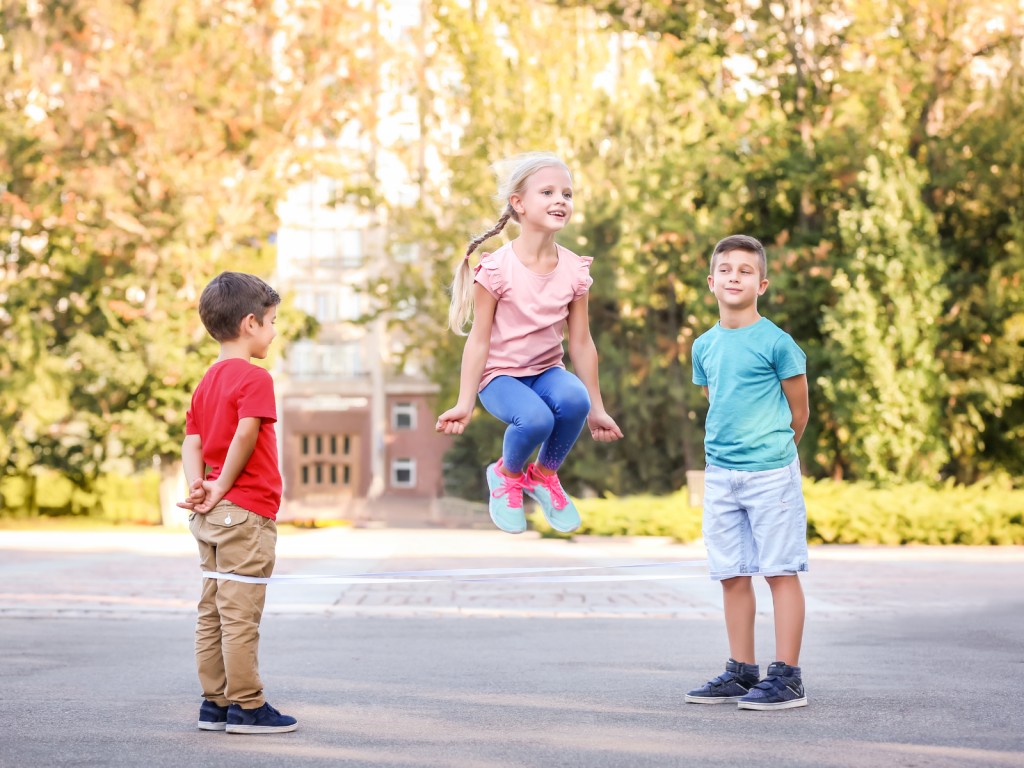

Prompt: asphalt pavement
[1,527,1022,768]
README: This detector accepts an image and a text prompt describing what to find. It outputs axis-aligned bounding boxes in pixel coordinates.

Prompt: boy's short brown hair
[710,235,767,280]
[198,272,281,342]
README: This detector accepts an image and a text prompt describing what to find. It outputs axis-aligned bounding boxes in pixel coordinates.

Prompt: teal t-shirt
[692,317,806,471]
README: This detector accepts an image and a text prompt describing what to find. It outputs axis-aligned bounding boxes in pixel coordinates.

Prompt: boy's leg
[206,501,277,708]
[735,458,809,710]
[741,457,809,663]
[702,463,759,653]
[189,513,228,707]
[766,574,805,666]
[722,576,756,664]
[686,466,762,703]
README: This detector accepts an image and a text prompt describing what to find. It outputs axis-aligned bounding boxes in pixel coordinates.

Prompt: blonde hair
[448,152,572,334]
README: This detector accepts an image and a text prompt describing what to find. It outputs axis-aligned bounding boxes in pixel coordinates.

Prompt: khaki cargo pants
[189,500,277,708]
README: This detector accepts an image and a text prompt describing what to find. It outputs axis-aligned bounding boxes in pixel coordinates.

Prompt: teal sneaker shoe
[525,464,581,533]
[485,460,528,534]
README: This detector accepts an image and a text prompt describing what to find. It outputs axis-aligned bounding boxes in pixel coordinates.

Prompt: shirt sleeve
[572,255,594,300]
[774,334,807,380]
[473,251,507,299]
[237,367,278,422]
[692,341,708,386]
[186,391,199,438]
[185,403,199,435]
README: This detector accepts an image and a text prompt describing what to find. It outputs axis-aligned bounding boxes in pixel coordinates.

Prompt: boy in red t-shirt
[177,271,297,734]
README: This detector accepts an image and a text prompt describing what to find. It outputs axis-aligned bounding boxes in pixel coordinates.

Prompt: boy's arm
[177,434,207,510]
[193,417,262,513]
[781,374,809,446]
[182,435,205,488]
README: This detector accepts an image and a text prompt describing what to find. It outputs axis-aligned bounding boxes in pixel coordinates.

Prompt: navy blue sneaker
[685,659,760,704]
[738,661,808,710]
[225,702,298,734]
[197,699,228,731]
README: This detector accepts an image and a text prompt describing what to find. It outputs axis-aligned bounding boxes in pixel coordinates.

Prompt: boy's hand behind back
[175,477,207,512]
[193,479,229,515]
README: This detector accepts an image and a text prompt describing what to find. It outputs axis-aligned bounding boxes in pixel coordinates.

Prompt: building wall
[271,0,446,521]
[282,405,371,503]
[384,393,450,497]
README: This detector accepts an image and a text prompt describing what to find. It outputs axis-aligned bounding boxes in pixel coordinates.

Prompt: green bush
[803,476,1024,545]
[0,470,162,524]
[531,477,1024,545]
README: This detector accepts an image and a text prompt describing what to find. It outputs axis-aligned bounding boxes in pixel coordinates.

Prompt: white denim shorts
[702,457,809,581]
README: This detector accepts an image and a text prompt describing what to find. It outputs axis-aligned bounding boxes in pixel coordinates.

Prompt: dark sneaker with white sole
[737,661,808,710]
[198,699,229,731]
[225,702,298,734]
[684,659,760,704]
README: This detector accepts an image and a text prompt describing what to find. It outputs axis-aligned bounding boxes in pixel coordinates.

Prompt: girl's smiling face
[511,165,574,232]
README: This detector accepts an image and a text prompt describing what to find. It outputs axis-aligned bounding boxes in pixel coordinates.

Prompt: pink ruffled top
[473,241,593,391]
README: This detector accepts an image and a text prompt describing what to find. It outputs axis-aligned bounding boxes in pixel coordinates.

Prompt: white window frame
[391,458,416,488]
[392,402,416,430]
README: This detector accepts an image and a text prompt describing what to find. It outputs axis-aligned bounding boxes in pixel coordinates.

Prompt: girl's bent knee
[513,411,556,442]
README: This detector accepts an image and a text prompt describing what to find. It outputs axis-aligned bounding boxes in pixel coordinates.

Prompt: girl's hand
[435,404,474,435]
[588,410,624,442]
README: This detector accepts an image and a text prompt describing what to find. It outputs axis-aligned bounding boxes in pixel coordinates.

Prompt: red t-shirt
[185,358,282,520]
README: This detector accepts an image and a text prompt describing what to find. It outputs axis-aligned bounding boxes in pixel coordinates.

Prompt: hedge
[0,471,162,524]
[530,477,1024,545]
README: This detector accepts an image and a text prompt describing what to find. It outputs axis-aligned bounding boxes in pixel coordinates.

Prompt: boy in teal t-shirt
[686,234,810,711]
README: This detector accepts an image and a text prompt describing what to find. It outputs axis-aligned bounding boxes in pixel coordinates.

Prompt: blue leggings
[478,368,591,474]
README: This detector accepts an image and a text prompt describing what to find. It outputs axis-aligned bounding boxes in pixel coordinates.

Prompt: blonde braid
[465,204,514,260]
[448,204,515,334]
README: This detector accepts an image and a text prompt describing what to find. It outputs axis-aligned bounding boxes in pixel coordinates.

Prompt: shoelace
[492,471,527,508]
[529,468,568,509]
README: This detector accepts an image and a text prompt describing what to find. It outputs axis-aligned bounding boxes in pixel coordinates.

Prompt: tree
[0,0,369,513]
[819,151,948,482]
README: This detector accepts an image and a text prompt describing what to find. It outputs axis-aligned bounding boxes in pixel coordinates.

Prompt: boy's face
[708,249,768,309]
[247,304,278,359]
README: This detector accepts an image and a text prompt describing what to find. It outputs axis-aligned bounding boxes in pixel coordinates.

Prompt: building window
[297,433,355,489]
[392,402,416,430]
[391,458,416,488]
[299,433,353,456]
[299,461,353,489]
